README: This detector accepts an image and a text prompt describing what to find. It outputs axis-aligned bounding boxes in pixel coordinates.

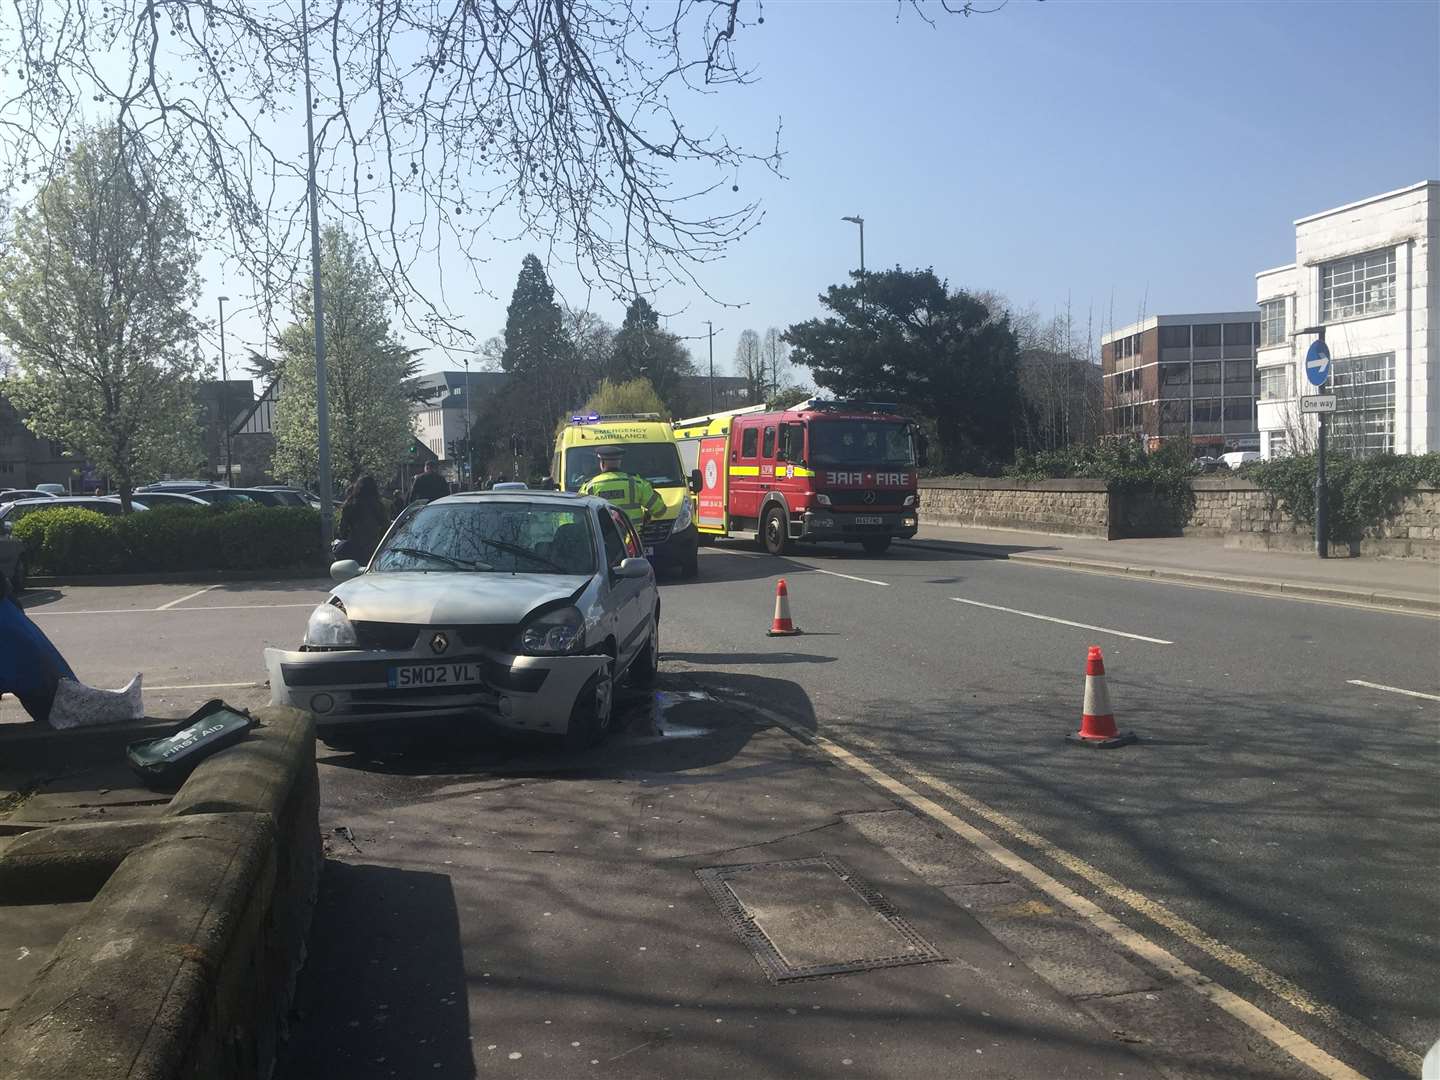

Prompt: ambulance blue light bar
[569,412,602,423]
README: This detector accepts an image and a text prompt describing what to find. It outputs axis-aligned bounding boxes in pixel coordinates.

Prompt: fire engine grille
[696,855,945,983]
[828,490,908,508]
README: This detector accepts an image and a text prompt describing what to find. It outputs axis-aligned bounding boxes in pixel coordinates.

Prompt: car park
[129,491,212,509]
[0,489,59,504]
[265,489,660,752]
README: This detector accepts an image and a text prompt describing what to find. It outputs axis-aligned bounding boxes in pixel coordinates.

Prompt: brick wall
[920,477,1440,559]
[920,478,1113,538]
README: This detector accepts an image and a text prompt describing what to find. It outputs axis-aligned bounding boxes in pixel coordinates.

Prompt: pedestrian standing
[338,476,391,564]
[407,459,450,504]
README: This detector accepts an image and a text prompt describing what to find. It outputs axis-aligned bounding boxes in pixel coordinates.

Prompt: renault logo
[430,632,450,655]
[862,490,877,505]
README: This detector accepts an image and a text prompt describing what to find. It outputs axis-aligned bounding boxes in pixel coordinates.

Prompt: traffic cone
[767,578,802,637]
[1066,646,1137,748]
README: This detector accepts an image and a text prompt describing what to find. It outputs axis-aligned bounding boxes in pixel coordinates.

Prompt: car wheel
[630,614,659,688]
[761,506,788,556]
[861,536,892,555]
[563,656,615,752]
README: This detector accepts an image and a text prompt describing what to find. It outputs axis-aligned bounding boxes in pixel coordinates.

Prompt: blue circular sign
[1305,340,1332,387]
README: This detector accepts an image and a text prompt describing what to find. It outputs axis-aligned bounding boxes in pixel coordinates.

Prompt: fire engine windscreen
[808,421,916,467]
[565,444,686,491]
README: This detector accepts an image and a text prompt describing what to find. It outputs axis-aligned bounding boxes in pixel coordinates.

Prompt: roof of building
[1293,180,1437,227]
[1101,312,1261,344]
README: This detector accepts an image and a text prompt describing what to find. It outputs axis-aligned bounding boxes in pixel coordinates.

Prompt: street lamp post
[301,0,334,547]
[217,295,232,487]
[462,355,473,488]
[706,320,715,411]
[841,215,865,309]
[1297,325,1330,558]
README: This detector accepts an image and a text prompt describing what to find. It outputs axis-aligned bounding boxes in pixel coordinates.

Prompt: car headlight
[815,493,832,507]
[672,496,693,532]
[520,606,585,656]
[305,601,357,647]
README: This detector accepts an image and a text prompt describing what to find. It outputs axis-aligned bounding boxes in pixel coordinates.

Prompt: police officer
[580,446,663,529]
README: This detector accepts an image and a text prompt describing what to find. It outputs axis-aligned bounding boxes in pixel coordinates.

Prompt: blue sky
[210,0,1439,378]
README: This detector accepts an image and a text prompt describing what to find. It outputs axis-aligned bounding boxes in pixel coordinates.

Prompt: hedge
[1004,440,1197,532]
[1243,451,1440,543]
[12,505,326,576]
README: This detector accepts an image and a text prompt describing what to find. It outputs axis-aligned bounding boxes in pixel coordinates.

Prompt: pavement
[904,524,1440,612]
[4,551,1435,1078]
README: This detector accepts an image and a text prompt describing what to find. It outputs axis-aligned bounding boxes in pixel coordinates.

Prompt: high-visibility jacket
[580,470,664,527]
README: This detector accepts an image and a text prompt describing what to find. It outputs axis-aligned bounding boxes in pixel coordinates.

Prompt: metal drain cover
[696,855,945,982]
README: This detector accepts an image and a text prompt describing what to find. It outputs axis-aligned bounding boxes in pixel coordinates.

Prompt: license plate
[855,516,885,525]
[386,662,486,689]
[645,546,656,557]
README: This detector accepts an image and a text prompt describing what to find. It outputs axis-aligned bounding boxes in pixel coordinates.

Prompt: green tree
[0,127,203,509]
[271,227,424,488]
[609,297,696,410]
[583,378,667,417]
[784,268,1022,472]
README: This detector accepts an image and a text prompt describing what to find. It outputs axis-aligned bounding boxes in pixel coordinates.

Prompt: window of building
[1161,400,1188,424]
[1259,298,1287,347]
[1192,398,1222,423]
[1259,366,1292,401]
[1192,361,1221,387]
[1330,352,1396,455]
[1224,359,1255,388]
[1223,398,1253,423]
[1160,363,1188,386]
[1192,324,1222,348]
[1222,323,1251,347]
[1321,248,1396,323]
[1158,325,1189,349]
[1267,431,1288,458]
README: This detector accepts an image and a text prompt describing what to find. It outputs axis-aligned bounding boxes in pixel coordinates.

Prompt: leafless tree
[761,325,789,398]
[733,327,762,402]
[0,1,995,347]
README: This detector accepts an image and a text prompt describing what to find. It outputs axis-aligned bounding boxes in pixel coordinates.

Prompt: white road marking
[155,583,223,610]
[811,568,889,587]
[146,681,263,692]
[1346,679,1440,702]
[753,710,1392,1079]
[31,603,317,615]
[952,596,1173,645]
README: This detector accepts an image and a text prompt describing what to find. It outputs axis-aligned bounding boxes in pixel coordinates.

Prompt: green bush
[12,507,127,575]
[16,504,325,575]
[1004,440,1196,533]
[1244,452,1440,542]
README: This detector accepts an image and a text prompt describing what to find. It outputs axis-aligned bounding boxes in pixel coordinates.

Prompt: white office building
[1255,180,1438,459]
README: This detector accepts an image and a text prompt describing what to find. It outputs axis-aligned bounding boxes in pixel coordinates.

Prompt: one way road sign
[1305,340,1332,387]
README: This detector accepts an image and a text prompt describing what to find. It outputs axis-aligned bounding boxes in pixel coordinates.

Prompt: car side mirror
[330,559,362,582]
[689,469,702,494]
[615,557,651,580]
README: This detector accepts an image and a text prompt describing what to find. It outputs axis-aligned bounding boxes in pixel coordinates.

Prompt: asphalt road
[659,539,1439,1071]
[7,549,1436,1076]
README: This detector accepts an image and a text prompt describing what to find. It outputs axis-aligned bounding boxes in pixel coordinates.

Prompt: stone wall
[919,477,1440,559]
[1188,478,1439,560]
[920,478,1113,538]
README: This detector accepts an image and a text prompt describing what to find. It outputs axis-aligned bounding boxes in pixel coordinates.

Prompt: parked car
[136,480,216,494]
[187,488,256,507]
[0,489,59,505]
[0,496,146,527]
[128,491,212,509]
[265,489,659,753]
[252,485,322,508]
[1220,451,1261,470]
[224,487,308,507]
[34,483,67,496]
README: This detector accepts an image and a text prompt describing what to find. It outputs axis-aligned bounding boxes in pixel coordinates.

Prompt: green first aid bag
[126,700,255,789]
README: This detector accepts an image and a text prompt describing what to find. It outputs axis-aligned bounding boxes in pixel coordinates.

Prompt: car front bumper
[264,643,607,737]
[799,509,918,541]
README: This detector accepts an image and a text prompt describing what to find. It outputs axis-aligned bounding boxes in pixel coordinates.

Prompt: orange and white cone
[1066,645,1137,748]
[767,578,802,637]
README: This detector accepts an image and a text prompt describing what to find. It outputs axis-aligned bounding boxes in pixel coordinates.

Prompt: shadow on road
[277,861,474,1080]
[665,650,837,666]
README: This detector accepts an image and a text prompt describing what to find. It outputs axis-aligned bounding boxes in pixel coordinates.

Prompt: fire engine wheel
[761,506,789,556]
[861,536,892,555]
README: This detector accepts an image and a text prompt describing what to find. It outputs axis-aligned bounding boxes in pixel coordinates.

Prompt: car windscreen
[565,443,685,490]
[372,503,596,575]
[809,421,916,467]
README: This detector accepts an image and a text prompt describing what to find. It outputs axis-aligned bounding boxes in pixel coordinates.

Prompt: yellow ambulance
[551,412,701,578]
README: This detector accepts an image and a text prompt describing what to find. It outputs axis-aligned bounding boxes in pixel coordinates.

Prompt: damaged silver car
[265,490,659,751]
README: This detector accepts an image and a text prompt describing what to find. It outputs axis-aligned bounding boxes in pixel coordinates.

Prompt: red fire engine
[673,400,922,555]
